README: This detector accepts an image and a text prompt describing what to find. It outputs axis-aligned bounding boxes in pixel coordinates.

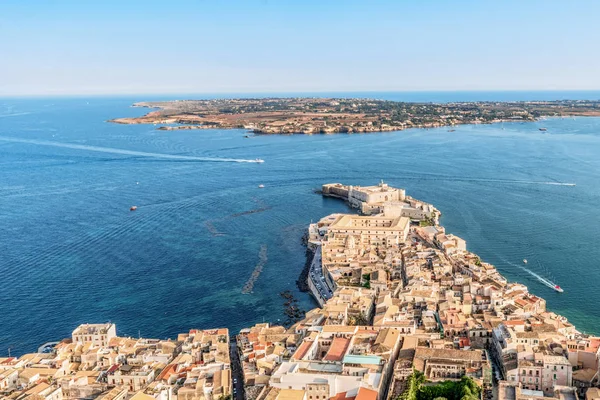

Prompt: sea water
[1,92,599,354]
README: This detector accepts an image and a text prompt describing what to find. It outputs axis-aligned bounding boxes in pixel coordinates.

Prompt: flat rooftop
[73,323,114,335]
[329,215,409,231]
[342,355,382,365]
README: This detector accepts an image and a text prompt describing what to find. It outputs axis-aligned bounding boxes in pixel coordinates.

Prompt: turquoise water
[1,92,600,354]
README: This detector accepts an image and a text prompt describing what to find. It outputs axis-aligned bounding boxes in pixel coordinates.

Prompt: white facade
[72,323,117,348]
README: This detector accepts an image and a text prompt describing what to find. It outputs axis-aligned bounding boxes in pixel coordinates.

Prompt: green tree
[397,371,481,400]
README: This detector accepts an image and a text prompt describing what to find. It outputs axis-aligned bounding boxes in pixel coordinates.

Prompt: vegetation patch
[398,370,481,400]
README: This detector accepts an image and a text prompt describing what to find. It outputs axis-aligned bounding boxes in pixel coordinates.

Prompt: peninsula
[109,98,600,134]
[2,183,598,400]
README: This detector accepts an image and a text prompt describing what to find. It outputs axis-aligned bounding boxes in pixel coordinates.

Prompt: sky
[1,0,600,95]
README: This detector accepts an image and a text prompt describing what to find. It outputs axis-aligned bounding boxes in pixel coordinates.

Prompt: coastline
[107,97,600,135]
[1,179,597,400]
[313,181,594,334]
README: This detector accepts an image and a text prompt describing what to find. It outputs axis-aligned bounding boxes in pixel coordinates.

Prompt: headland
[1,182,596,400]
[109,98,600,134]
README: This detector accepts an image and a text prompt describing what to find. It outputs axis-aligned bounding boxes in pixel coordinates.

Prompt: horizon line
[2,88,600,99]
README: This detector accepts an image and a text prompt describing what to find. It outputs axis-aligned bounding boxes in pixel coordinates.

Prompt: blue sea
[1,91,600,355]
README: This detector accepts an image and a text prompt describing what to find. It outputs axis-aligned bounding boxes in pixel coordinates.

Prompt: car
[234,378,238,384]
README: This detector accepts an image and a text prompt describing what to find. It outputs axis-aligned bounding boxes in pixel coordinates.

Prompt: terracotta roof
[323,338,350,362]
[330,392,356,400]
[355,387,377,400]
[156,363,177,381]
[292,341,312,361]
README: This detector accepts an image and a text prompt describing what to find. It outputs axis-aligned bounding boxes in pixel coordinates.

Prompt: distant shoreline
[108,97,600,135]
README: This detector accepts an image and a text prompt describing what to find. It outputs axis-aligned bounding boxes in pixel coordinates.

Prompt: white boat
[553,285,564,293]
[255,158,264,163]
[523,259,528,264]
[258,184,265,188]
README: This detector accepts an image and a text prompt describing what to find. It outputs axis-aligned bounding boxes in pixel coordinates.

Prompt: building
[322,182,405,215]
[542,355,573,396]
[270,327,401,400]
[325,215,410,246]
[107,365,156,392]
[412,347,486,381]
[0,368,18,392]
[72,323,117,348]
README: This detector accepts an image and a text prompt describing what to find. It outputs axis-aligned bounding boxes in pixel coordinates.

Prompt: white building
[72,323,117,348]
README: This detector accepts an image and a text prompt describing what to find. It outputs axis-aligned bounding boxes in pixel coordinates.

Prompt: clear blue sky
[1,0,599,95]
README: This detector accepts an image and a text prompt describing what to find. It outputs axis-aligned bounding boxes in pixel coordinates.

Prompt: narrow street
[229,340,244,400]
[309,246,333,301]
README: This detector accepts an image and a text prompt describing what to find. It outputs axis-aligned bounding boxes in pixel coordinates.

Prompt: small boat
[255,158,265,163]
[244,135,250,138]
[554,285,564,293]
[523,259,528,264]
[539,128,547,131]
[258,184,265,188]
[130,206,137,211]
[448,129,456,132]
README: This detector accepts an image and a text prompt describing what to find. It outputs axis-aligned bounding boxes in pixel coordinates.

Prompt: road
[229,339,245,400]
[309,246,333,301]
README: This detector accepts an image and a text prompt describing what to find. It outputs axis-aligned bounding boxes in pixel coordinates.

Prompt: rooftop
[277,389,306,400]
[414,347,482,362]
[323,337,350,362]
[342,355,382,365]
[72,323,114,336]
[329,215,409,231]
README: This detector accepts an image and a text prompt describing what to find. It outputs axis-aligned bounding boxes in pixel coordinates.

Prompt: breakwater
[242,245,268,294]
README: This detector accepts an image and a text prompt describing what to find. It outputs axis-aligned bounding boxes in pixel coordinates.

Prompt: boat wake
[505,260,563,292]
[0,136,263,163]
[0,112,32,118]
[456,178,576,186]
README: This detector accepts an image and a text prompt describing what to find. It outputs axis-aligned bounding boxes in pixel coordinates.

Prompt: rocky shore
[296,232,314,293]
